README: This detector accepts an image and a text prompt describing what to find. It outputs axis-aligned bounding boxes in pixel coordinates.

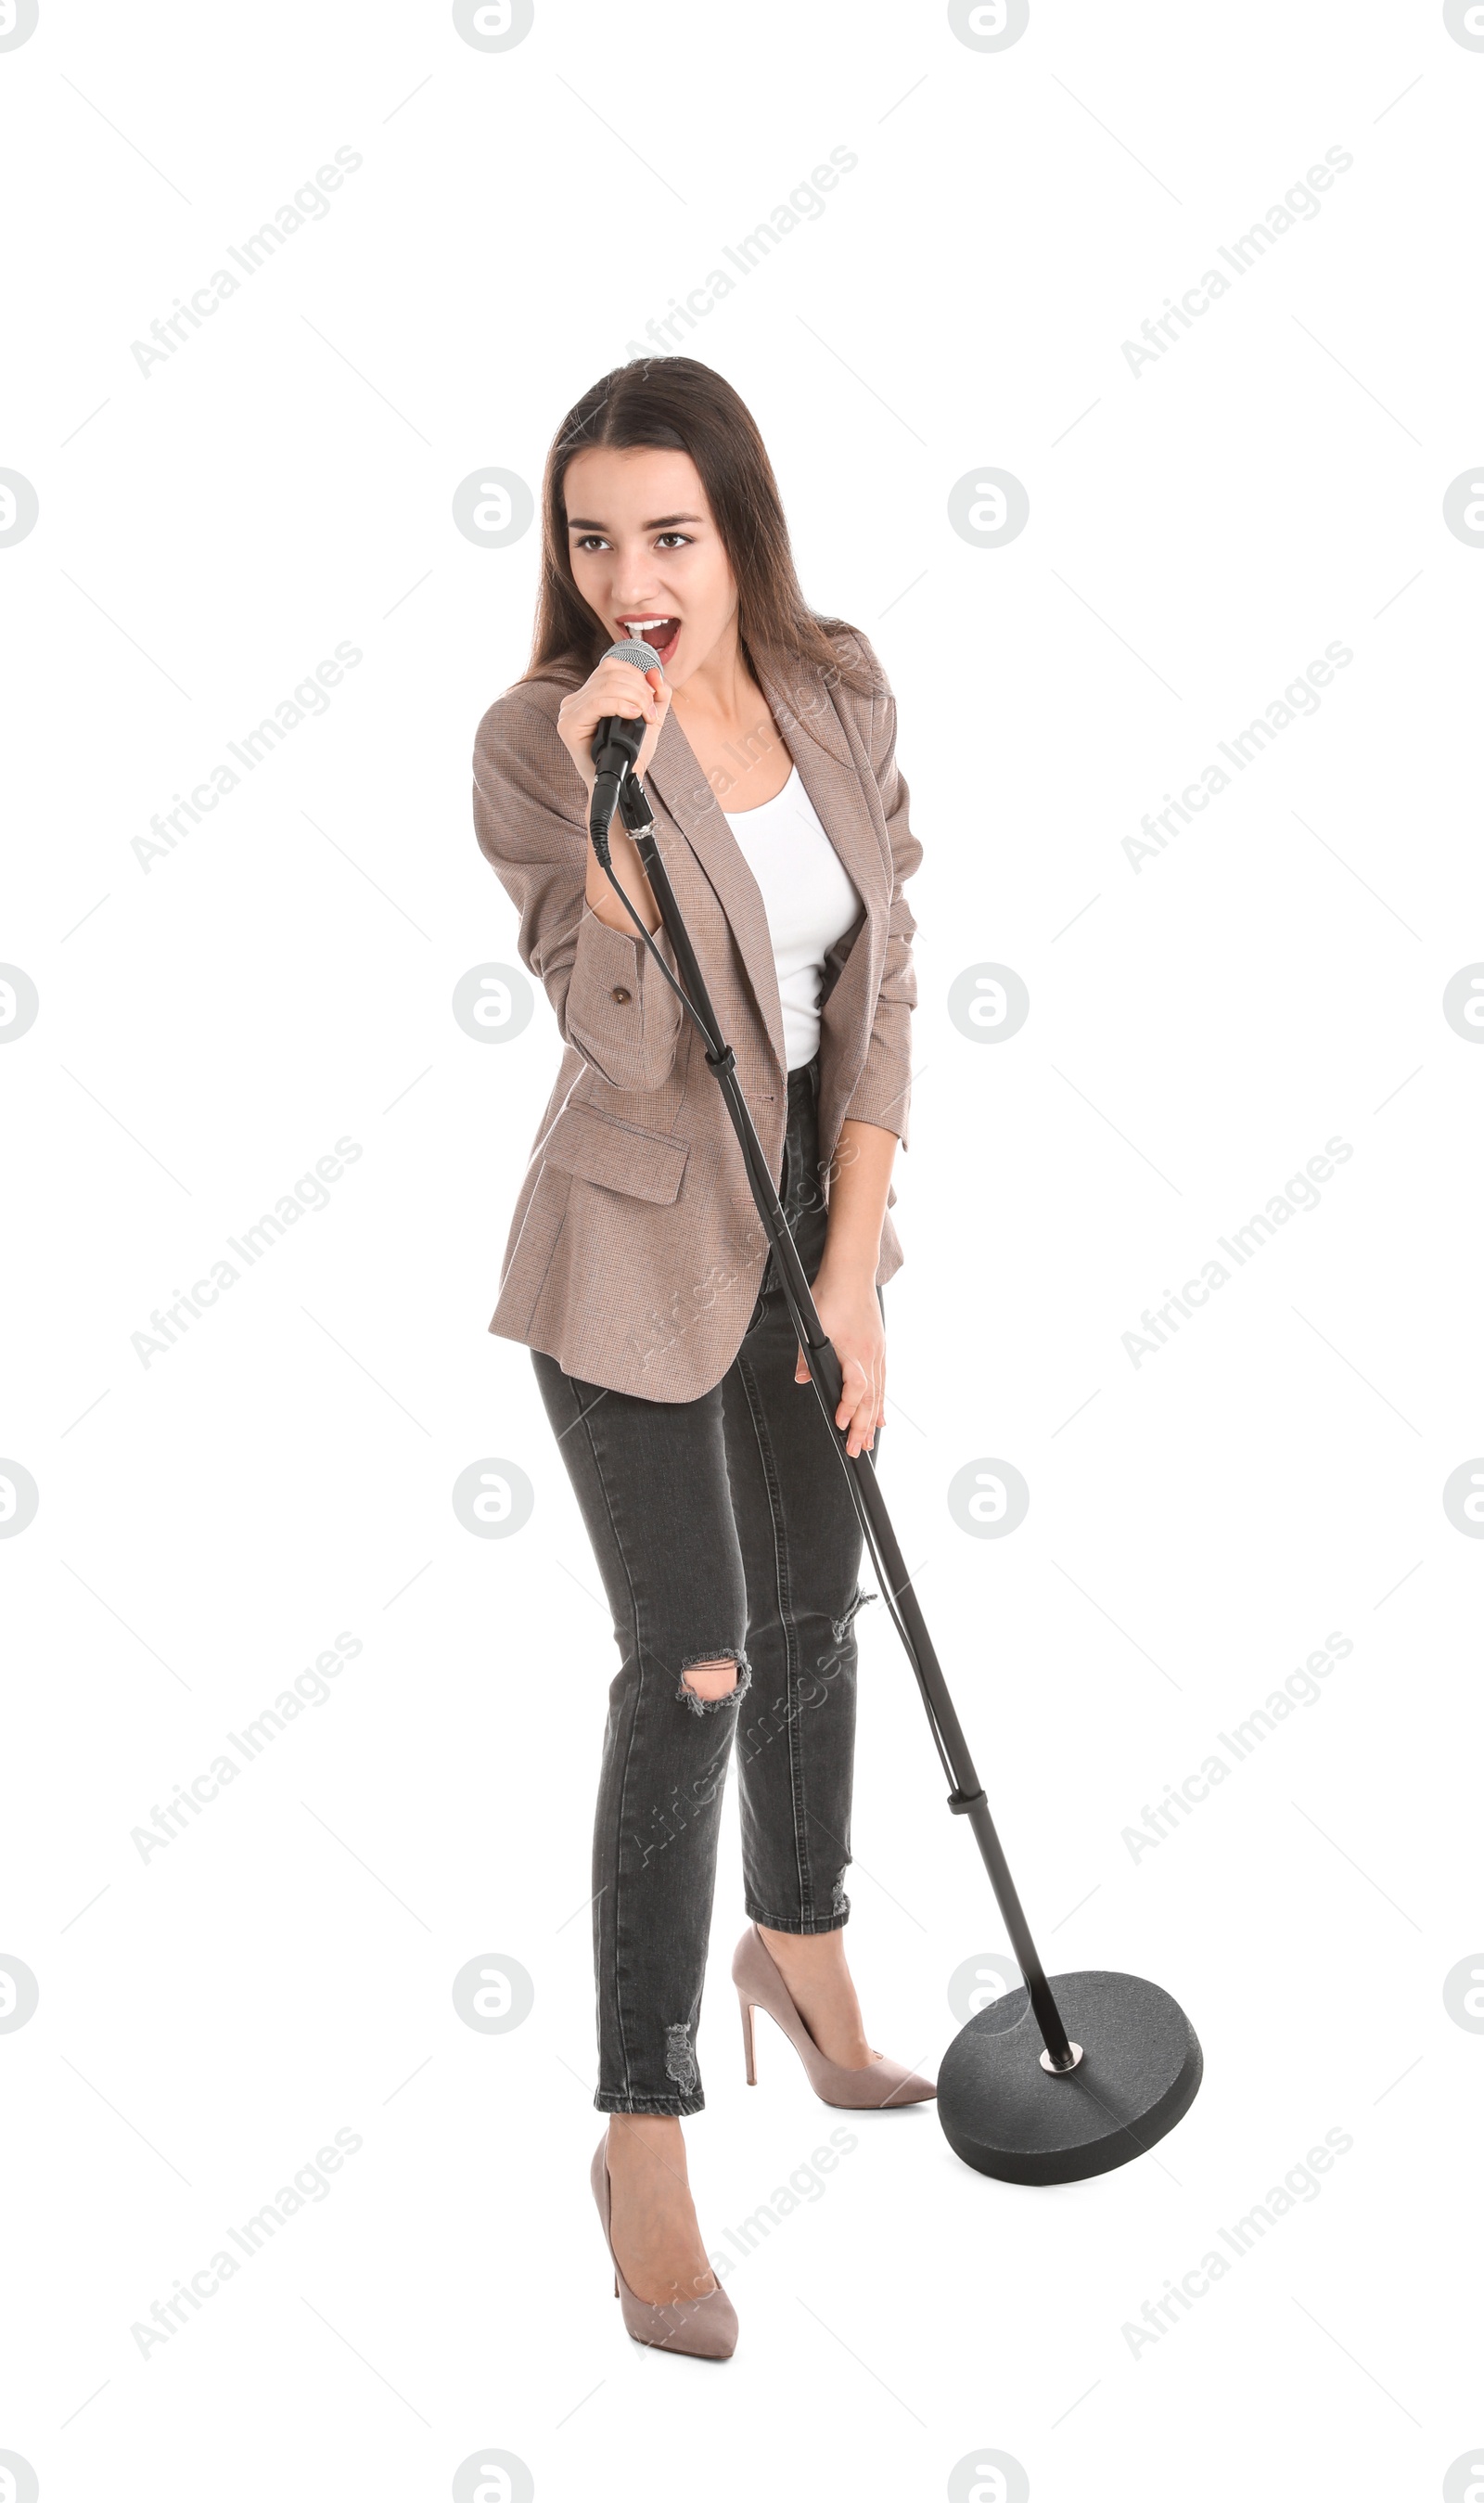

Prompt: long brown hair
[519,357,876,732]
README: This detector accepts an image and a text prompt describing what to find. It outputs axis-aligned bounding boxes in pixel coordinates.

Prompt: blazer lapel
[643,651,892,1097]
[754,653,889,930]
[645,706,787,1080]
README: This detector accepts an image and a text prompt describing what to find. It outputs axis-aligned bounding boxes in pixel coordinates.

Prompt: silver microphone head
[605,636,665,675]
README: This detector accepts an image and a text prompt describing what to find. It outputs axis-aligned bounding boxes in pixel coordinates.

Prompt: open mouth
[617,616,681,666]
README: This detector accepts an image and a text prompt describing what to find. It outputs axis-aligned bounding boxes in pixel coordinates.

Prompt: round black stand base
[937,1971,1203,2187]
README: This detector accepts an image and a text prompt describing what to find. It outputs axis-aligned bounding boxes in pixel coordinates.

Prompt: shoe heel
[739,1991,757,2086]
[729,1922,938,2112]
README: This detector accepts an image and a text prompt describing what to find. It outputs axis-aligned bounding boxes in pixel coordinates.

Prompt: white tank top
[721,765,863,1071]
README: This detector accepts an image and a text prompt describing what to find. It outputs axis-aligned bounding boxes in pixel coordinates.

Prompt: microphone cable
[587,764,957,1795]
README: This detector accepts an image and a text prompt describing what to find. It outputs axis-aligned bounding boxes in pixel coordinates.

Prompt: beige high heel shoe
[733,1924,937,2109]
[590,2132,738,2360]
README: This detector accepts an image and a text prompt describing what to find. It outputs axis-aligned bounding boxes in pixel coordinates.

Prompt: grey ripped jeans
[531,1056,876,2115]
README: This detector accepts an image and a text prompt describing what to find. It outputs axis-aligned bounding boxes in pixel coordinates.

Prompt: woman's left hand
[795,1264,885,1457]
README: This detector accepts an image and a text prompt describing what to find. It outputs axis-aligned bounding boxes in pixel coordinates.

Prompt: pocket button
[610,986,632,1004]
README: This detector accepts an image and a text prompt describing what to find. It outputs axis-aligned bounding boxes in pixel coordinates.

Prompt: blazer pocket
[541,1103,690,1205]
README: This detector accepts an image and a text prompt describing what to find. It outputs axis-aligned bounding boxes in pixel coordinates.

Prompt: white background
[2,2,1481,2497]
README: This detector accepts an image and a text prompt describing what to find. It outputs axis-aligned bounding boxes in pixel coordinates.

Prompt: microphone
[589,636,664,860]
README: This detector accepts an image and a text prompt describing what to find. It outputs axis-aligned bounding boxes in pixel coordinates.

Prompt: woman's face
[563,444,736,688]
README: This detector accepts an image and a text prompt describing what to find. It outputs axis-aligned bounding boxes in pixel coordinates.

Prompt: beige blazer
[470,628,921,1402]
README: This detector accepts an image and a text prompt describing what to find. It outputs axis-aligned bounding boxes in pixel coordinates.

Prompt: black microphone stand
[594,763,1202,2185]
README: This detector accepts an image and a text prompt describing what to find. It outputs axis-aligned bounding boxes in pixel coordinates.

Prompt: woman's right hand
[556,654,672,800]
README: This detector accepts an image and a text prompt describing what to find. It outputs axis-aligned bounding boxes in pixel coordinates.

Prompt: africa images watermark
[130,1631,364,1866]
[133,640,364,875]
[631,1588,873,1875]
[130,1135,363,1367]
[1120,145,1354,379]
[705,2125,859,2285]
[620,146,858,358]
[1124,638,1353,875]
[130,147,364,379]
[1120,1629,1354,1866]
[1120,1134,1353,1368]
[130,2125,364,2361]
[1120,2124,1354,2360]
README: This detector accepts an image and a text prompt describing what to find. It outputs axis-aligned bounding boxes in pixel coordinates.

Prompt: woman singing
[471,356,929,2360]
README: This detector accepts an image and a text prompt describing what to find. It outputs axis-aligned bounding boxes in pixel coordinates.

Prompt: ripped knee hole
[683,1662,737,1701]
[677,1650,753,1714]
